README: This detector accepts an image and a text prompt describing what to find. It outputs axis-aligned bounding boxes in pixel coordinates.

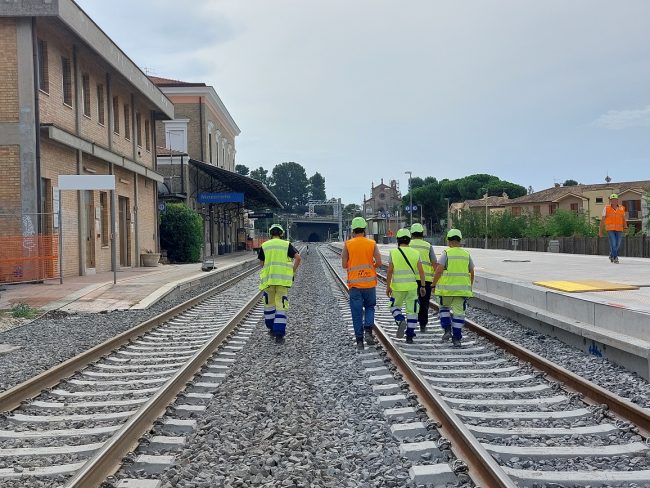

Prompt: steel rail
[65,288,262,487]
[327,244,650,435]
[319,246,516,488]
[0,263,261,413]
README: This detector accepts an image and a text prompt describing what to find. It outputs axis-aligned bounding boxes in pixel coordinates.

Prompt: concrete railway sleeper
[0,266,263,487]
[322,243,650,487]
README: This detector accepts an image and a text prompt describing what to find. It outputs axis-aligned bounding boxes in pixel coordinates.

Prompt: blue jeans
[349,287,376,339]
[607,231,623,259]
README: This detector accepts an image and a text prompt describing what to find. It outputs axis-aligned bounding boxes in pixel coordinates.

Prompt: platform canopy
[189,159,281,209]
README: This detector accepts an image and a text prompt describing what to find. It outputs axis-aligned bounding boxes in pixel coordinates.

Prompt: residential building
[504,181,650,233]
[152,77,279,256]
[0,1,174,282]
[449,194,510,227]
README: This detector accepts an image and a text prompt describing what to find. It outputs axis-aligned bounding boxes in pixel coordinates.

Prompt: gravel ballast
[0,263,259,393]
[155,249,419,488]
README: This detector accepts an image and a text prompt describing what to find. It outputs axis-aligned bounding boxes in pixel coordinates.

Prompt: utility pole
[445,198,450,231]
[405,171,412,226]
[484,191,488,249]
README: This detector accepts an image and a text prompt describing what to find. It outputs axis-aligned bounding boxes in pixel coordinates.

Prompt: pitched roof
[506,180,650,205]
[464,195,510,208]
[149,76,207,88]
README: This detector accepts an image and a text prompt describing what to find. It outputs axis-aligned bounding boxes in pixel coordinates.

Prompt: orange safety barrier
[0,235,59,284]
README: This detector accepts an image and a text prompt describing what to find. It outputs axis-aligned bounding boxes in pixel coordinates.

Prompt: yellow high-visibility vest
[410,239,434,282]
[436,247,472,297]
[259,239,293,290]
[389,247,420,292]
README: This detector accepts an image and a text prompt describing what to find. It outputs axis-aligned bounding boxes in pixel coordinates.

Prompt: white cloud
[593,105,650,130]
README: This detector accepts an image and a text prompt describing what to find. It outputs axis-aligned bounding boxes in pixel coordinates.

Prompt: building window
[61,57,72,106]
[82,74,91,117]
[124,104,131,140]
[136,112,142,147]
[533,205,541,216]
[144,119,151,151]
[595,197,603,204]
[512,206,522,217]
[208,133,213,163]
[100,192,109,247]
[548,204,557,215]
[570,202,579,213]
[37,39,49,93]
[112,96,120,134]
[623,199,641,219]
[97,84,105,125]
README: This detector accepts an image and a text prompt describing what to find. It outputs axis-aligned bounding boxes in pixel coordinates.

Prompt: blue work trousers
[607,231,623,259]
[349,287,376,339]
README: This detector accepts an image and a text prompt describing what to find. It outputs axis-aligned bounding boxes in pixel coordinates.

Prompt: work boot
[267,327,275,336]
[275,335,285,344]
[609,256,614,263]
[396,320,407,338]
[405,335,414,344]
[364,330,375,346]
[356,337,365,349]
[441,326,452,342]
[614,257,619,263]
[419,325,427,333]
[452,337,462,348]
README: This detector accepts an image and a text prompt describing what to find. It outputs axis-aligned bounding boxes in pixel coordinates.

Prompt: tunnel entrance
[307,232,322,242]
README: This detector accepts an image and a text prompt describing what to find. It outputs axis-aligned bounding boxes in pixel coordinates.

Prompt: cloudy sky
[77,0,650,203]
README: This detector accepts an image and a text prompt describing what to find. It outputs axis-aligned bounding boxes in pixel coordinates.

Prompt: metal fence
[0,213,60,284]
[463,236,650,258]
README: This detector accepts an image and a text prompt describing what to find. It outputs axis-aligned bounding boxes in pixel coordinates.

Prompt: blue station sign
[197,192,244,204]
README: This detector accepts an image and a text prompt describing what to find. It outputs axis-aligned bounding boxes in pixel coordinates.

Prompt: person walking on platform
[341,217,382,349]
[599,193,628,264]
[432,229,474,348]
[386,229,426,344]
[258,224,301,344]
[409,223,437,332]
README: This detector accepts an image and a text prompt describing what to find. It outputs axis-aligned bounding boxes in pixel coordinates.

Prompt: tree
[160,203,203,263]
[235,164,250,176]
[250,166,269,185]
[343,203,362,221]
[563,179,579,186]
[269,162,309,212]
[308,172,326,201]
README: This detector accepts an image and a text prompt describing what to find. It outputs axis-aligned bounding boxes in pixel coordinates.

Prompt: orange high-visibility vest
[345,236,377,289]
[604,205,626,231]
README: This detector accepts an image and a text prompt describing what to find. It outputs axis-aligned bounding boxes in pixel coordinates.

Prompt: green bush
[11,303,40,319]
[160,203,203,263]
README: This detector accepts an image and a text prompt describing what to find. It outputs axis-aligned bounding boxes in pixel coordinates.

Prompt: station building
[152,77,280,256]
[0,0,174,283]
[362,178,406,238]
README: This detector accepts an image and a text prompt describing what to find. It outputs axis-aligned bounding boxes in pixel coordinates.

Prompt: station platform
[335,242,650,378]
[0,251,259,314]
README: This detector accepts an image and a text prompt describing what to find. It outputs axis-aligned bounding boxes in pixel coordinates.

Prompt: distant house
[503,181,650,233]
[449,194,510,227]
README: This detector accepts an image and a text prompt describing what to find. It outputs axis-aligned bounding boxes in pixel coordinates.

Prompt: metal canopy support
[307,199,343,241]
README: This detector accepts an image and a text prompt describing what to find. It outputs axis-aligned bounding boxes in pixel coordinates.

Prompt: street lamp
[480,189,488,249]
[405,171,412,226]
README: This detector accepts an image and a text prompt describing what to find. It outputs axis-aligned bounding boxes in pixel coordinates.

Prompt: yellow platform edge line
[533,280,639,293]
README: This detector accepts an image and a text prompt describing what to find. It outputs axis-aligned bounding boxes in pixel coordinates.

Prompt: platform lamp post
[480,188,488,249]
[405,171,413,226]
[444,198,450,231]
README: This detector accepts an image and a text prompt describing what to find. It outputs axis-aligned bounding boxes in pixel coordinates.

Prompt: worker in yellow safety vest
[432,228,475,348]
[386,228,426,344]
[342,216,382,349]
[598,193,628,264]
[258,224,301,344]
[410,223,437,332]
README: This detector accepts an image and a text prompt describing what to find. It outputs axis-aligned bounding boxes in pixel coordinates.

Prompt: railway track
[321,244,650,487]
[0,265,263,487]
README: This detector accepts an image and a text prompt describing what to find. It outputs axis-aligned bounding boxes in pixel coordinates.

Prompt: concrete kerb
[130,256,259,310]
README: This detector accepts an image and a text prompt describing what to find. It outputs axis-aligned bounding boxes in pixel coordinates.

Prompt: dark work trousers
[417,281,432,326]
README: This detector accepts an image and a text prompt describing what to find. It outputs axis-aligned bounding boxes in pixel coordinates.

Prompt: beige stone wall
[137,174,156,254]
[0,19,18,122]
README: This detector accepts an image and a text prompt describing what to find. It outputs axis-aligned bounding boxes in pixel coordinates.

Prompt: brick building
[0,1,173,282]
[362,178,406,238]
[151,77,280,256]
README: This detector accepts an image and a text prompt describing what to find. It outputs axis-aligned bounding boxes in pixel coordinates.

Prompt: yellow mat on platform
[533,280,639,293]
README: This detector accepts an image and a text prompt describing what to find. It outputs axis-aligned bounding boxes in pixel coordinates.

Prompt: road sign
[248,212,273,219]
[197,192,244,204]
[158,202,166,212]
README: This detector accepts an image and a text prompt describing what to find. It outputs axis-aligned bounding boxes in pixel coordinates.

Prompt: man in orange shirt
[341,217,383,349]
[599,193,628,264]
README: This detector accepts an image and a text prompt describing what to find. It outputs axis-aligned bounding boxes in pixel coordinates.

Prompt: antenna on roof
[605,173,612,183]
